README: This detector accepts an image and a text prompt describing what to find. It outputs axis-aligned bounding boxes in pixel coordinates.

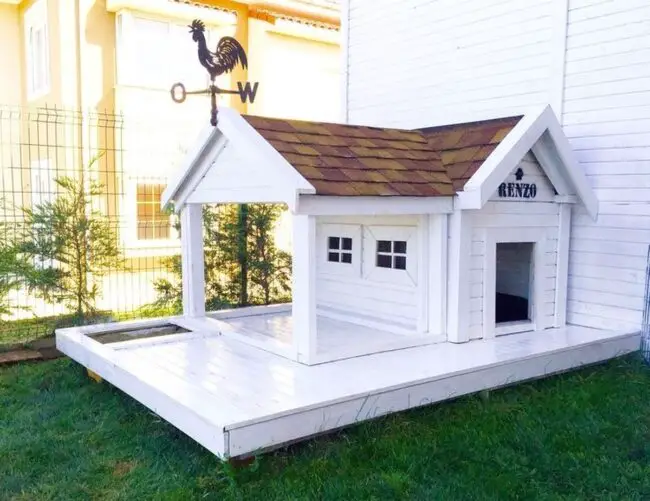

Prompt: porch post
[554,202,572,327]
[181,204,205,318]
[447,206,472,343]
[292,214,317,364]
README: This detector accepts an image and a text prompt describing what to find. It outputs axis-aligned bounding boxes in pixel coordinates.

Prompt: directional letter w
[237,82,259,103]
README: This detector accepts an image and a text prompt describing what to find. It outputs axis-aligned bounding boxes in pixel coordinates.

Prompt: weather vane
[170,19,259,126]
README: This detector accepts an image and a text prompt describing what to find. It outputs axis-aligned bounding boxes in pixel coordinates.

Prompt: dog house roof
[162,105,598,219]
[242,114,521,197]
[419,116,522,191]
[242,115,456,197]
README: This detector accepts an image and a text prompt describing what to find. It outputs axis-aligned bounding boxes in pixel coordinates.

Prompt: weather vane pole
[170,19,259,126]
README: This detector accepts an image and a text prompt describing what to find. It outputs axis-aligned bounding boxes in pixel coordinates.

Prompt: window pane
[394,255,407,270]
[154,223,170,240]
[132,17,169,87]
[342,237,352,250]
[394,241,407,254]
[377,254,392,268]
[377,240,391,253]
[137,222,152,240]
[328,236,340,250]
[29,25,48,92]
[341,252,352,264]
[328,252,340,262]
[136,183,170,240]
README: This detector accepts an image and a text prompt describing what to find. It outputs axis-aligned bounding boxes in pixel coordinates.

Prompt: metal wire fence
[0,105,193,343]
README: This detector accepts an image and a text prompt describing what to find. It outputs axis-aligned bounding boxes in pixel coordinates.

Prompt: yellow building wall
[248,19,340,122]
[0,4,22,106]
[0,4,23,218]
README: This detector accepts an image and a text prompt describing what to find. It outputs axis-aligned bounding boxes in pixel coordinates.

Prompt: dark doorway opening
[495,242,533,324]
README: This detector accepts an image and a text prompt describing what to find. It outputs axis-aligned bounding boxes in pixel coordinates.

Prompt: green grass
[2,355,650,500]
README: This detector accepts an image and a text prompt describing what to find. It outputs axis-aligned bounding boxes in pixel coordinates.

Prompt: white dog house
[56,105,637,459]
[160,104,598,365]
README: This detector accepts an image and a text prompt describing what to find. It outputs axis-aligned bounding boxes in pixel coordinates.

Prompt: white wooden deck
[56,322,639,459]
[211,308,432,363]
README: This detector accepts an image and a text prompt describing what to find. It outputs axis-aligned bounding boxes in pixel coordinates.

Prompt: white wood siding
[347,0,556,128]
[488,152,556,203]
[346,0,650,332]
[315,215,422,332]
[468,156,560,339]
[563,0,650,331]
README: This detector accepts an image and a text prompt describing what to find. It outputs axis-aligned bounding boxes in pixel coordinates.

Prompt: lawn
[1,355,650,501]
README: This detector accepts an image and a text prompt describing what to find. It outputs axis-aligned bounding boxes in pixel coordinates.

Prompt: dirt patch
[90,324,190,345]
[0,349,42,365]
[112,460,138,477]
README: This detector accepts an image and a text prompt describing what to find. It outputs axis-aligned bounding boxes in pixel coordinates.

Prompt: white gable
[186,134,300,207]
[458,105,598,219]
[489,152,555,203]
[161,107,315,212]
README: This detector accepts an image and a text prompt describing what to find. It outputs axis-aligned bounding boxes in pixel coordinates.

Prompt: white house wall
[562,0,650,331]
[346,0,650,332]
[347,0,556,128]
[315,215,421,333]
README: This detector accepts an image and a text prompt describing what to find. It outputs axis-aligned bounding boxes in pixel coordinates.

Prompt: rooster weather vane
[170,19,259,126]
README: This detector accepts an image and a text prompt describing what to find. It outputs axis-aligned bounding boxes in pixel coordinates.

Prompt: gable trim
[162,125,223,211]
[218,108,316,196]
[161,108,316,213]
[457,105,598,220]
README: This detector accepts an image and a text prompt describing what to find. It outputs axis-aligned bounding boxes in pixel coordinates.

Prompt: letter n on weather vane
[170,19,259,126]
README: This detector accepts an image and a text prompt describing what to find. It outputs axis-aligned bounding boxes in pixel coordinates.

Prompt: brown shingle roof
[420,116,522,191]
[243,115,455,197]
[242,114,522,196]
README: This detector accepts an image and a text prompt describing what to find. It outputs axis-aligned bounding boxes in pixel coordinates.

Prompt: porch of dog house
[56,105,640,459]
[163,107,462,365]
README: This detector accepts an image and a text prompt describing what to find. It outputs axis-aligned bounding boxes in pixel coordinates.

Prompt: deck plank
[57,323,640,458]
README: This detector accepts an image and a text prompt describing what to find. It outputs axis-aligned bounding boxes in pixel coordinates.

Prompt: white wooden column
[181,204,205,318]
[428,214,448,337]
[292,214,317,364]
[447,206,472,343]
[554,202,572,327]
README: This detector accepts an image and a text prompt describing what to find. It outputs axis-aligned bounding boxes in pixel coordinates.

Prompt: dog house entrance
[495,242,534,326]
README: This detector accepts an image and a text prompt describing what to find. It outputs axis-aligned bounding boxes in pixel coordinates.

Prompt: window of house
[376,240,407,270]
[30,159,55,206]
[117,13,230,90]
[136,184,170,240]
[327,236,353,263]
[25,0,50,99]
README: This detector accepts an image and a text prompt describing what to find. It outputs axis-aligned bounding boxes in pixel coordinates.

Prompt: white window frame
[327,236,353,264]
[24,0,50,100]
[317,223,361,277]
[482,228,546,339]
[375,239,408,270]
[363,225,418,286]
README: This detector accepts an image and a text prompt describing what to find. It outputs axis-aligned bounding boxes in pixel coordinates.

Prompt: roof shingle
[242,114,522,197]
[420,116,522,191]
